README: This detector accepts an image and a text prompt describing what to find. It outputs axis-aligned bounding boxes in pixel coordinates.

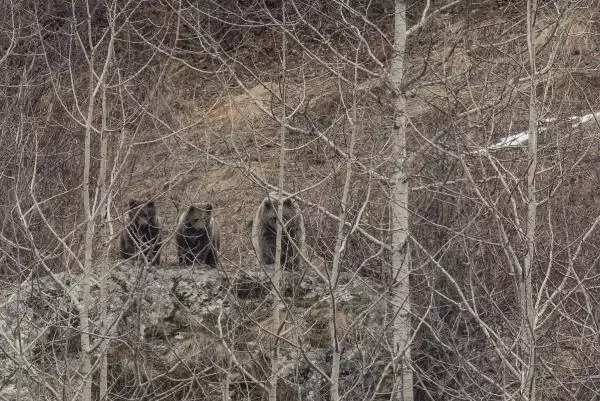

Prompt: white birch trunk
[80,60,95,401]
[268,4,287,400]
[97,59,112,400]
[390,1,413,400]
[329,78,358,401]
[522,1,538,399]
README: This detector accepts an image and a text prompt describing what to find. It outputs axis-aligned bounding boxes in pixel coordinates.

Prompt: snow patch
[473,111,599,154]
[572,112,600,127]
[487,131,529,149]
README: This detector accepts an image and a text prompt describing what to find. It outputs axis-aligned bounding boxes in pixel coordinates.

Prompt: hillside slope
[3,1,600,400]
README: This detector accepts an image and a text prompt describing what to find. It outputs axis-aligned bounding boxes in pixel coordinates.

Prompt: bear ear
[204,203,213,212]
[263,199,273,210]
[188,205,197,213]
[283,198,294,208]
[146,201,155,210]
[128,199,139,209]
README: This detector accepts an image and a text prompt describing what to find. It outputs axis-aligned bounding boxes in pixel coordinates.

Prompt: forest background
[1,0,600,400]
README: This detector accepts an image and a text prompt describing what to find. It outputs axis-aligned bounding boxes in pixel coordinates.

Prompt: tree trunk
[522,1,538,399]
[390,1,413,400]
[269,4,287,400]
[80,57,95,401]
[97,50,112,400]
[329,68,358,401]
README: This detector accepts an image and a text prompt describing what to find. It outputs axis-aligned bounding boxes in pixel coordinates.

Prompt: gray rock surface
[0,262,387,400]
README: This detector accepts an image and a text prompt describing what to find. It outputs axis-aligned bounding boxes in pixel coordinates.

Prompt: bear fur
[176,203,220,267]
[120,200,162,265]
[251,192,305,270]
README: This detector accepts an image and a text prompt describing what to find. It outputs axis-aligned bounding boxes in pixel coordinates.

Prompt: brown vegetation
[2,0,600,400]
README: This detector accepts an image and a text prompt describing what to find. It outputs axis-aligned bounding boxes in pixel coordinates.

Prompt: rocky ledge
[0,263,390,400]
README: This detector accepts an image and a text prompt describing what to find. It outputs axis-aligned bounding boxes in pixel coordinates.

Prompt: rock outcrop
[0,263,388,400]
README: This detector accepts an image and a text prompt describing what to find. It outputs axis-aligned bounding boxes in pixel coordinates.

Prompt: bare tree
[3,1,600,401]
[389,1,413,400]
[521,1,539,399]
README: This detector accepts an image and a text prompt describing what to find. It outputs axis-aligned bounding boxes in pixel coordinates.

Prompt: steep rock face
[0,263,388,400]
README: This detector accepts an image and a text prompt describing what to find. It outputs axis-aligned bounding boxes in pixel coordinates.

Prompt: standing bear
[252,192,305,270]
[176,203,220,267]
[120,200,162,265]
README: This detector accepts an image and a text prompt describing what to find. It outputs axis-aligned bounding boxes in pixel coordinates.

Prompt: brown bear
[119,200,162,265]
[251,192,305,270]
[175,203,220,267]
